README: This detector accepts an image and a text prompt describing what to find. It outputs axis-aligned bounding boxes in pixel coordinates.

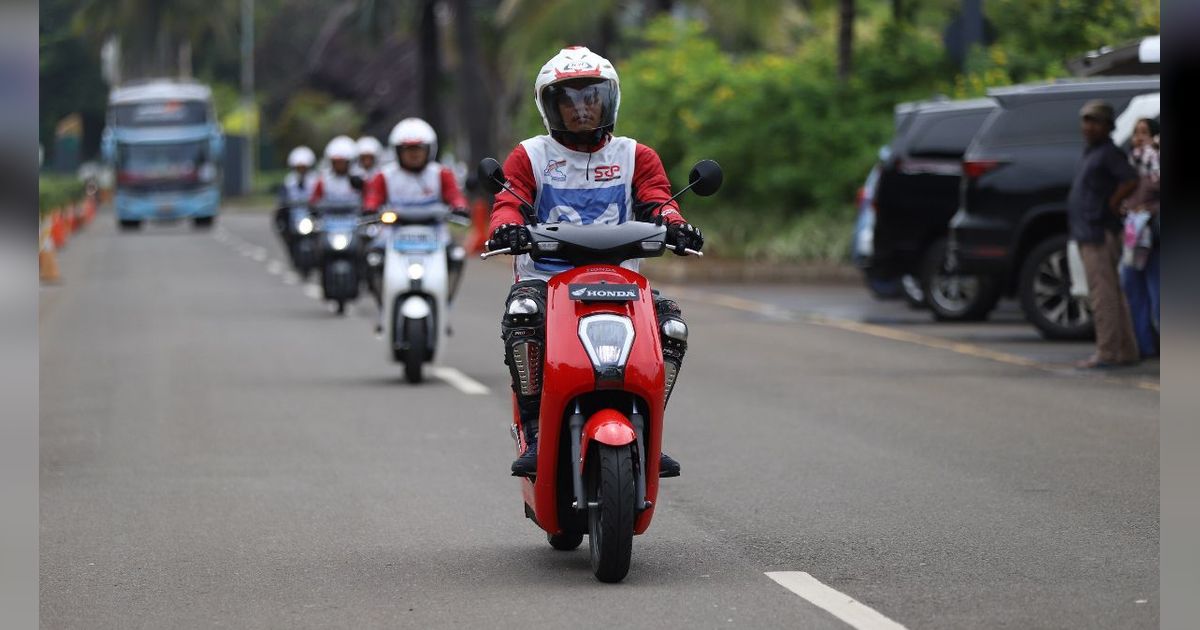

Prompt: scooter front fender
[579,409,637,470]
[400,295,431,319]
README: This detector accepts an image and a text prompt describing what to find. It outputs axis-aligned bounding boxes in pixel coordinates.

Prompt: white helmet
[388,118,438,159]
[356,136,383,159]
[324,135,357,161]
[534,46,620,142]
[287,145,316,168]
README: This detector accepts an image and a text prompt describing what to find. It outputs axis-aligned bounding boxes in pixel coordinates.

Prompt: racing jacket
[488,133,685,281]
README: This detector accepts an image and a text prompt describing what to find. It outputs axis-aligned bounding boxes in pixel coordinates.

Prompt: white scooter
[372,204,468,383]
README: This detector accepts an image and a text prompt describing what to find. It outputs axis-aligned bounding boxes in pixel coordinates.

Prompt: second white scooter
[373,204,467,383]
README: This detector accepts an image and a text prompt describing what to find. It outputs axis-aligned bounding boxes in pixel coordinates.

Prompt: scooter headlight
[297,217,314,235]
[578,314,634,381]
[407,263,425,281]
[329,233,350,251]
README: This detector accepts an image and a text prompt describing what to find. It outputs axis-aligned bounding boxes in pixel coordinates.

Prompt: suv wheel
[920,238,1000,321]
[1018,235,1094,340]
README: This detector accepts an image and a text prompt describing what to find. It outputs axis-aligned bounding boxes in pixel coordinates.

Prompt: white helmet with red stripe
[356,136,383,159]
[324,135,357,161]
[534,46,620,143]
[387,117,438,159]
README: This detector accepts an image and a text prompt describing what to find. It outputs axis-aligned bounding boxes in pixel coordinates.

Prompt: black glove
[349,175,365,190]
[487,223,532,253]
[666,222,704,255]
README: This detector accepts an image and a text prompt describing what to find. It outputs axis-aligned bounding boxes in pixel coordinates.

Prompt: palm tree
[73,0,235,79]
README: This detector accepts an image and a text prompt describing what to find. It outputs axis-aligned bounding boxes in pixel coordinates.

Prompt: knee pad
[447,244,466,273]
[655,298,688,402]
[503,282,547,399]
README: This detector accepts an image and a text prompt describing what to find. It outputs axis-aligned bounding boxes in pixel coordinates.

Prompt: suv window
[980,95,1135,147]
[907,111,991,157]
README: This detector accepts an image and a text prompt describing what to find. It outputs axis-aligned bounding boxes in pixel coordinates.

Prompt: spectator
[1120,117,1160,358]
[1068,100,1140,369]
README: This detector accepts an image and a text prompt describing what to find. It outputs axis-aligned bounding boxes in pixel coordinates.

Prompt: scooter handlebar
[479,247,511,259]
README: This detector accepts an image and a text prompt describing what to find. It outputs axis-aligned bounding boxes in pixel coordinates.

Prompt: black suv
[949,77,1158,338]
[860,97,998,318]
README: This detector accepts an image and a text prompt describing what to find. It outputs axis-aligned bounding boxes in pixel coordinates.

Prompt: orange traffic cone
[465,197,491,254]
[39,225,60,283]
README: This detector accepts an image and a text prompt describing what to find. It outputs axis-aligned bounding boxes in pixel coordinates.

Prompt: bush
[270,90,365,163]
[39,175,84,216]
[618,18,949,262]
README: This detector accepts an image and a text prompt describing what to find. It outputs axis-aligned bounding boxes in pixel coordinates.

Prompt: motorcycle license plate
[392,227,438,253]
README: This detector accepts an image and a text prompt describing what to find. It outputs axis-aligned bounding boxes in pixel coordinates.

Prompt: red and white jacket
[308,169,361,206]
[362,162,467,214]
[489,133,685,281]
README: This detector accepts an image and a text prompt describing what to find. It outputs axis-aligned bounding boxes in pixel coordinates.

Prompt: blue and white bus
[102,80,224,228]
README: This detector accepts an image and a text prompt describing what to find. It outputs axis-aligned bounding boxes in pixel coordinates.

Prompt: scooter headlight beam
[297,217,314,235]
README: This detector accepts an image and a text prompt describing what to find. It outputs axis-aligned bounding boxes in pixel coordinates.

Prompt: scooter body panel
[381,221,450,364]
[527,264,665,536]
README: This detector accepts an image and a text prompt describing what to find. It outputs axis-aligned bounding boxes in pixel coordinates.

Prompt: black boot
[511,420,538,477]
[659,452,681,478]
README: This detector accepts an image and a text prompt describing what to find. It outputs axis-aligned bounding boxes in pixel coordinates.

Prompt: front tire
[118,219,142,231]
[1018,235,1094,340]
[588,444,636,583]
[920,238,1000,321]
[193,216,215,229]
[403,317,427,384]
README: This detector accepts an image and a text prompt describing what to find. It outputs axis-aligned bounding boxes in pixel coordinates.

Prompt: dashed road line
[303,283,322,300]
[429,366,490,395]
[766,571,907,630]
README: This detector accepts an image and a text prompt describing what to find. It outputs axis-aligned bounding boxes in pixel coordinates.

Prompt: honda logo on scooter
[568,283,639,302]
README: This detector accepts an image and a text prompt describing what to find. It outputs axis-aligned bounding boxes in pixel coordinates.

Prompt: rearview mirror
[688,160,723,197]
[478,158,506,194]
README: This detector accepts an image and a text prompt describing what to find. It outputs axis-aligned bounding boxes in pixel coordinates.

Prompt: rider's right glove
[666,222,704,255]
[487,223,532,253]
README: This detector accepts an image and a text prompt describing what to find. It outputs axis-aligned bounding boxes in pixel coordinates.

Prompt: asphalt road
[40,209,1158,629]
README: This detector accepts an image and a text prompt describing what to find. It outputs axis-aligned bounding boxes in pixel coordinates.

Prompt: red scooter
[479,158,722,582]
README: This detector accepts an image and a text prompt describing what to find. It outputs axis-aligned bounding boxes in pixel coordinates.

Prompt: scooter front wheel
[588,444,636,582]
[403,317,427,384]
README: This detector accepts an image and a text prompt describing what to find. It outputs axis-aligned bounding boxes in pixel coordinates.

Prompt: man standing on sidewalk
[1069,100,1140,368]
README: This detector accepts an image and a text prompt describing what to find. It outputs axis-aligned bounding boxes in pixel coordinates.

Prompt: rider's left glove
[666,222,704,255]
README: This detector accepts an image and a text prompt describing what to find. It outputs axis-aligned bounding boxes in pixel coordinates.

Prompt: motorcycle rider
[275,145,317,233]
[309,135,364,206]
[363,118,471,311]
[487,46,704,477]
[354,136,384,183]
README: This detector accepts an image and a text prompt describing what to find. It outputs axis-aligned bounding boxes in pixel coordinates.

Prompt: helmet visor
[540,79,617,134]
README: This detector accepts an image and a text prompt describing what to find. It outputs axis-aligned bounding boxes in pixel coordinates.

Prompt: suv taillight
[963,159,1003,179]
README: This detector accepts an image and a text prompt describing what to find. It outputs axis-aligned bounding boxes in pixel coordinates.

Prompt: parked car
[854,97,997,316]
[949,76,1159,339]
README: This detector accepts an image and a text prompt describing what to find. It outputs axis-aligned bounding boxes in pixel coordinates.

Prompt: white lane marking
[429,366,490,395]
[765,572,907,630]
[251,248,268,262]
[303,283,322,300]
[283,272,299,285]
[266,260,284,275]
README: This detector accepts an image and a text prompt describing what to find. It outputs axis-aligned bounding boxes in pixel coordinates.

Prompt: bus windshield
[116,140,212,183]
[112,100,210,127]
